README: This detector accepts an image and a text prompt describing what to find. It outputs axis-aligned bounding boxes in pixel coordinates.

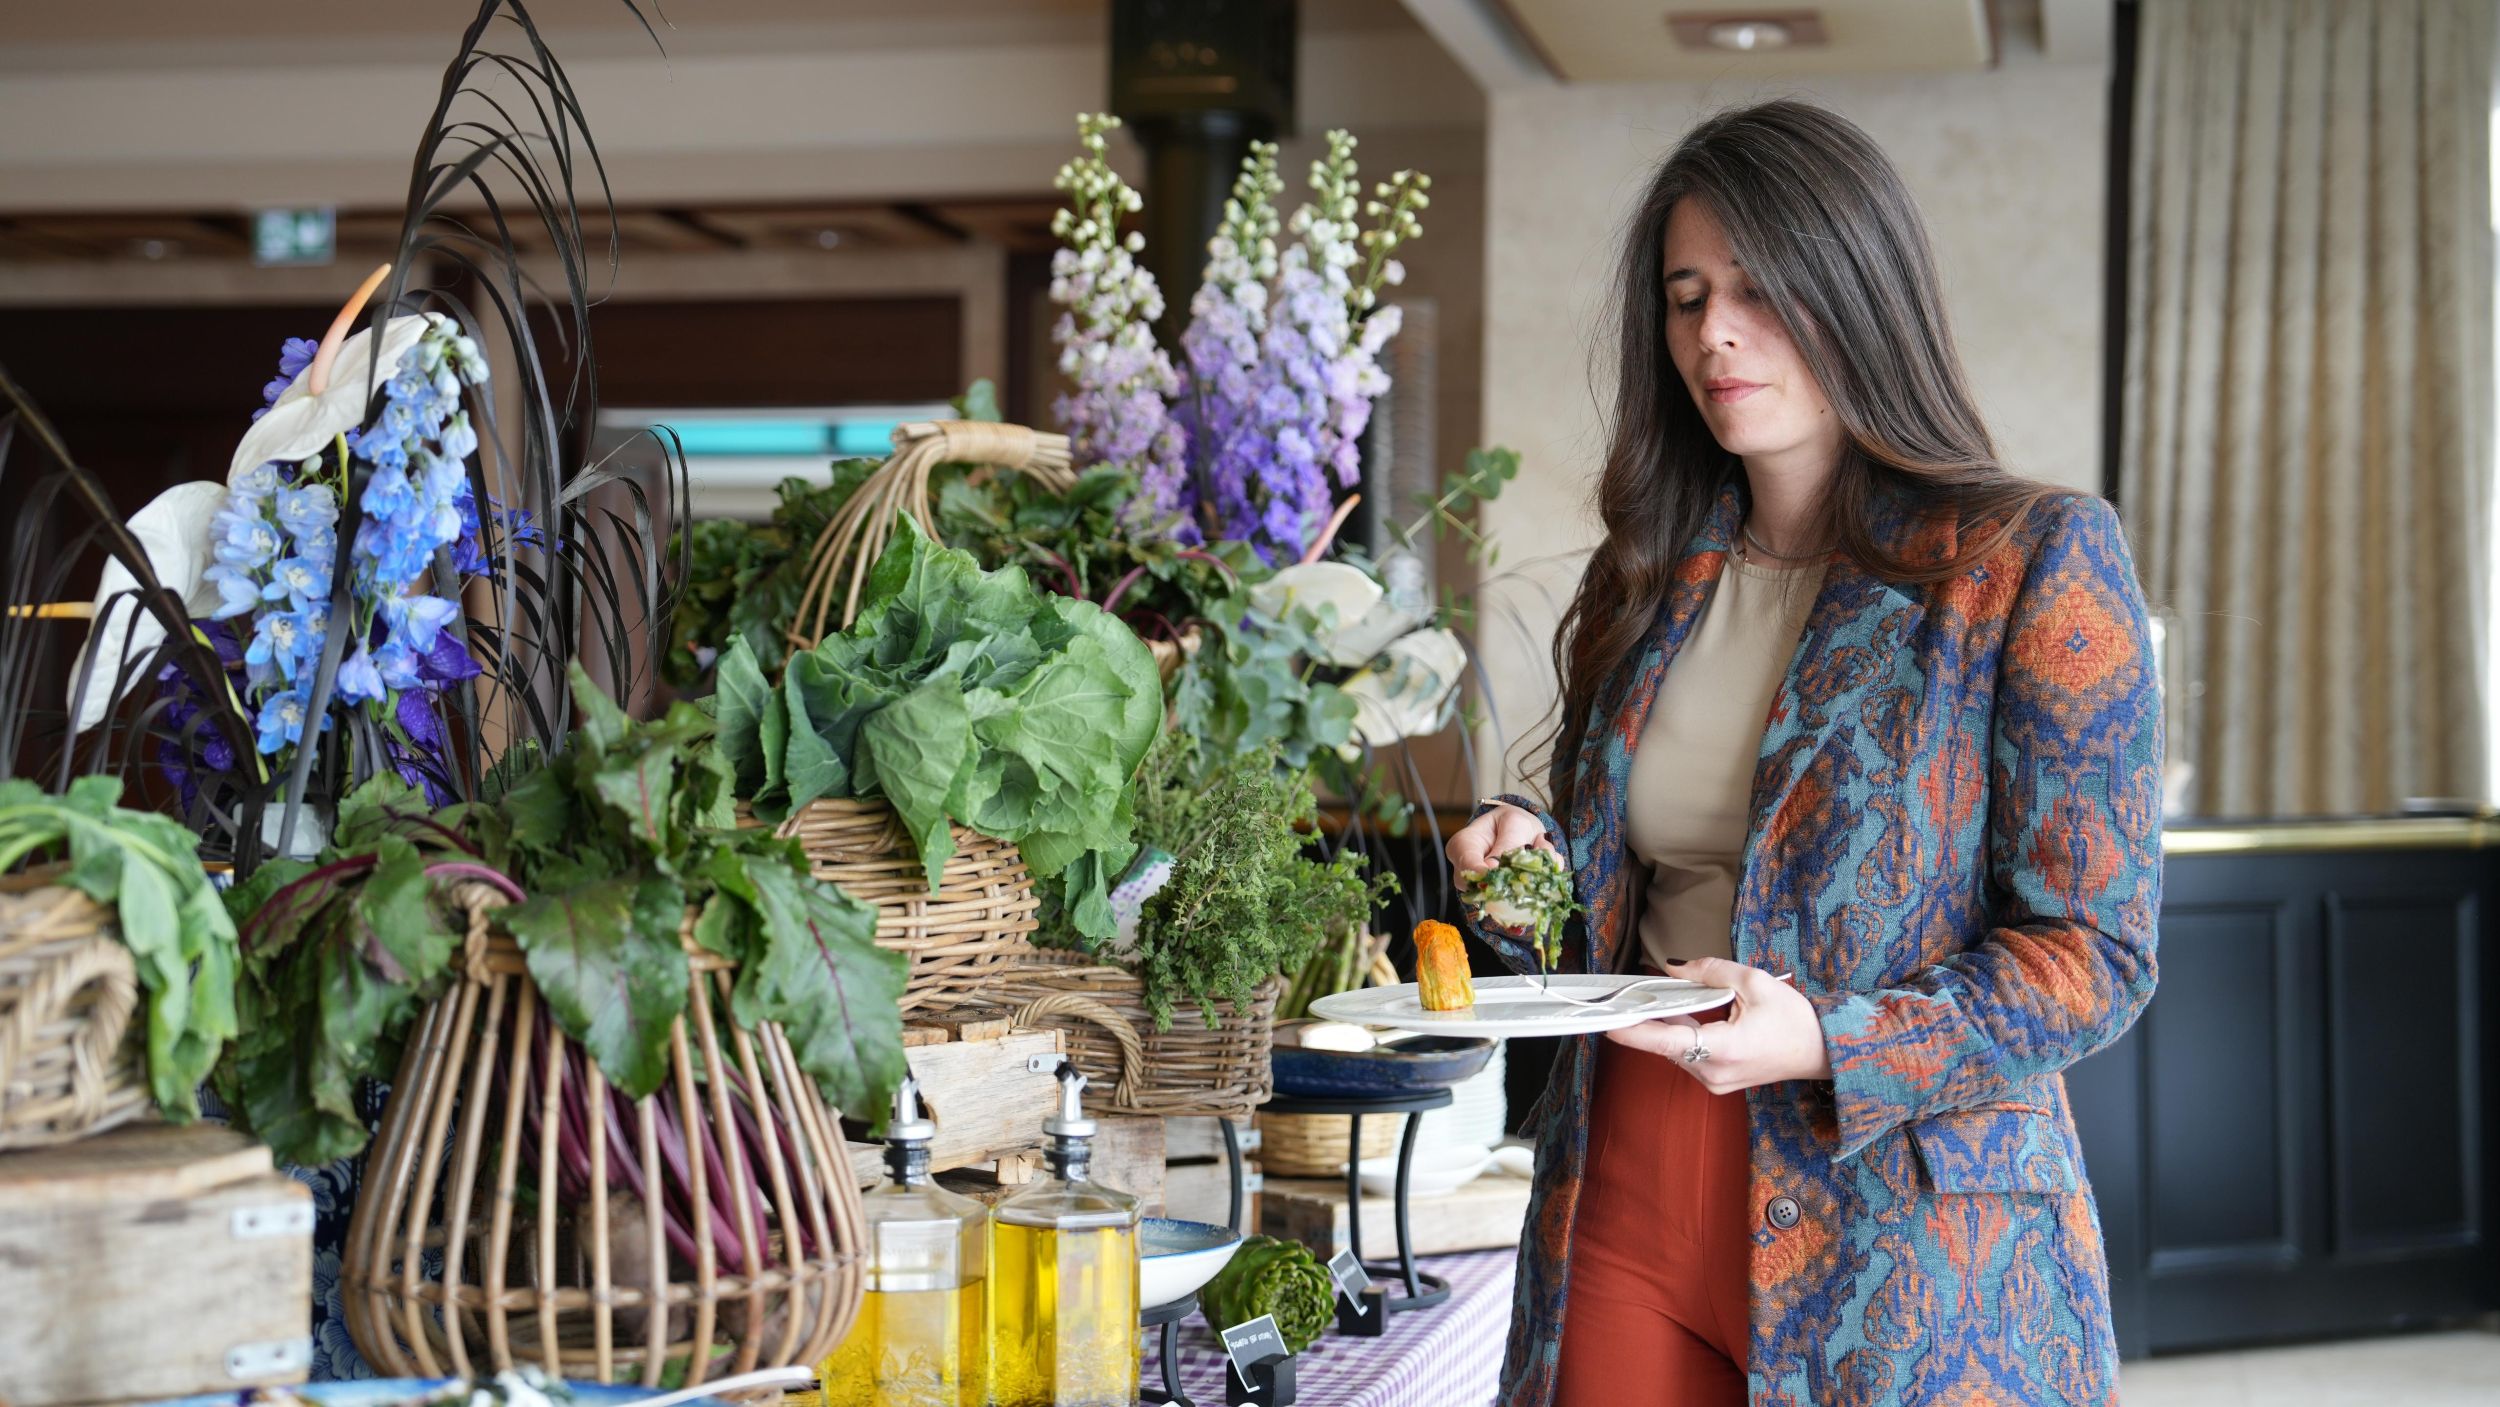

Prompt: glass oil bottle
[822,1075,988,1407]
[990,1060,1142,1407]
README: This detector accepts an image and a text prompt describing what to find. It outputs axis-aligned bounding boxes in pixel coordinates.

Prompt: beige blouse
[1623,551,1827,969]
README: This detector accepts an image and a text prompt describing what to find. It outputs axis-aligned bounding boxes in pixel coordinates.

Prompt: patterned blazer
[1465,476,2163,1406]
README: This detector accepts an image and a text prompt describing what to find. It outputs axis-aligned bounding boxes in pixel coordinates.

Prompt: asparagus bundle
[1199,1234,1335,1353]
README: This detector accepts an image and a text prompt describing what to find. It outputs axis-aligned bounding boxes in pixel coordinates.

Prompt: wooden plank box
[849,1024,1065,1185]
[0,1123,312,1406]
[1257,1168,1531,1261]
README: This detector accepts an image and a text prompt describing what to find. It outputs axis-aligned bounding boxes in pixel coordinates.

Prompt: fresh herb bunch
[0,776,238,1121]
[1199,1235,1335,1353]
[465,665,906,1116]
[1086,731,1393,1030]
[216,774,504,1164]
[711,516,1162,940]
[664,461,876,689]
[1459,844,1579,968]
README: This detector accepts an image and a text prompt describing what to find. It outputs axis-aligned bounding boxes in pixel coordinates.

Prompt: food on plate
[1413,919,1475,1012]
[1457,843,1578,968]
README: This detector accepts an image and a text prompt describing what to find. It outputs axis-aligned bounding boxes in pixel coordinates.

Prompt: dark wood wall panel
[2145,900,2300,1268]
[2325,892,2481,1258]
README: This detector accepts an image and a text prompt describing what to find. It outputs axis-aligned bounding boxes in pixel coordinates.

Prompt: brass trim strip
[2163,815,2500,855]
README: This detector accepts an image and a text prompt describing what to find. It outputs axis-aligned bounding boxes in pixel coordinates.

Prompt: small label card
[1327,1248,1369,1305]
[1221,1314,1291,1388]
[1221,1311,1298,1407]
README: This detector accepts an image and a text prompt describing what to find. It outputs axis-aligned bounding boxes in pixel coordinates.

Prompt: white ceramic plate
[1309,974,1734,1039]
[1358,1143,1494,1198]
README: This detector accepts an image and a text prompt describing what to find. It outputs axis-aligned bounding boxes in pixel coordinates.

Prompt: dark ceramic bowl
[1270,1031,1497,1099]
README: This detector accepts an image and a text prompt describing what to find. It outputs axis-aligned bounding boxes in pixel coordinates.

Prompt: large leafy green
[216,776,475,1163]
[505,875,689,1099]
[712,518,1162,935]
[470,665,906,1118]
[0,775,239,1120]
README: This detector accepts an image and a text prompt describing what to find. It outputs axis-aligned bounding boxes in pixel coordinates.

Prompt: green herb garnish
[1459,844,1578,968]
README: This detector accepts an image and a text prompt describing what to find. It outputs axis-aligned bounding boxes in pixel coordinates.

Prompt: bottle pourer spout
[1042,1058,1096,1140]
[888,1073,936,1144]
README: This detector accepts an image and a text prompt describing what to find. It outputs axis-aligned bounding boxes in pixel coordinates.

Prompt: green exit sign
[253,207,335,267]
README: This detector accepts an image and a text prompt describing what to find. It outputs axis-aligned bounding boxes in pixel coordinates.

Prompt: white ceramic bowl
[1355,1142,1494,1199]
[1140,1217,1244,1307]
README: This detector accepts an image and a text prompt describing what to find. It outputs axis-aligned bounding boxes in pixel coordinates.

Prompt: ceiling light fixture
[1665,10,1828,53]
[1707,19,1790,50]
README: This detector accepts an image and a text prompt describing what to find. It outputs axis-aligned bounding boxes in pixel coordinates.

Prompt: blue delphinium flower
[260,555,332,612]
[274,482,338,540]
[254,688,311,755]
[333,643,386,705]
[183,316,493,798]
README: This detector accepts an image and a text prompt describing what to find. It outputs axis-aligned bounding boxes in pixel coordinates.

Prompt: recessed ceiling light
[1707,19,1791,51]
[1666,10,1828,53]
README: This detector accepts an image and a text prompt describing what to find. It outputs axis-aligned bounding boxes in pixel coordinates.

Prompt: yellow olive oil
[819,1074,989,1407]
[988,1219,1139,1406]
[821,1279,987,1407]
[988,1061,1143,1407]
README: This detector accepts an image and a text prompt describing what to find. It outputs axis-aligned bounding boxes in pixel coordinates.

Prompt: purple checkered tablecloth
[1144,1249,1518,1407]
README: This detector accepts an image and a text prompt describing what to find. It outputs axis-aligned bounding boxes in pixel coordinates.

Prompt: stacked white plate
[1412,1038,1507,1158]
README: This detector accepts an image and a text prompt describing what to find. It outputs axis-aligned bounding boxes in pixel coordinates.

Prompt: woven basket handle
[1009,992,1145,1110]
[788,420,1077,653]
[0,933,138,1127]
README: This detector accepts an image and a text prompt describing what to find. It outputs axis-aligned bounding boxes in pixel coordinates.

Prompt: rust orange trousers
[1554,1000,1751,1407]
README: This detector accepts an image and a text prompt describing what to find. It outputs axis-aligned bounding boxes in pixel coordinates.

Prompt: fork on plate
[1528,971,1795,1007]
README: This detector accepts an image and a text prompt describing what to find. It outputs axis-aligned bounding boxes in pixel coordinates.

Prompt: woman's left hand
[1603,956,1833,1092]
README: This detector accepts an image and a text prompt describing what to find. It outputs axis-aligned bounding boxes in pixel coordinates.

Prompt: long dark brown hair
[1533,98,2071,815]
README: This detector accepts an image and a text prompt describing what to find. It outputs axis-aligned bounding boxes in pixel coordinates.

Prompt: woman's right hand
[1446,801,1556,879]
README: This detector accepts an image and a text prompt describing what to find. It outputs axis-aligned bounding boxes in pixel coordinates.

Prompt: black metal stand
[1219,1114,1245,1234]
[1259,1088,1454,1334]
[1140,1291,1200,1406]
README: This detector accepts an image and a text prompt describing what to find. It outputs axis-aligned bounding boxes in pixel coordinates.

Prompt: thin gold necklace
[1740,524,1829,563]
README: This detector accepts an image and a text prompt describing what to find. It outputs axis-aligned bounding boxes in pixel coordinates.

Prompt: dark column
[1108,0,1298,346]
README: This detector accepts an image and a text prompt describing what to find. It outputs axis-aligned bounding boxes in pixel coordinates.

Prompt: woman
[1447,99,2160,1407]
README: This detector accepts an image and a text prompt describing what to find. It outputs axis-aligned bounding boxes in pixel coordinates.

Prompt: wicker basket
[753,798,1040,1014]
[0,879,150,1150]
[1256,1108,1402,1178]
[788,419,1077,651]
[344,887,866,1387]
[980,949,1279,1120]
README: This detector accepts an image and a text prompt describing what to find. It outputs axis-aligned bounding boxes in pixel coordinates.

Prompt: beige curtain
[2121,0,2495,817]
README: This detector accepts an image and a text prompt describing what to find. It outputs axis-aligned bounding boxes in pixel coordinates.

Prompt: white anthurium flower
[66,480,232,733]
[1338,626,1467,751]
[1321,549,1433,666]
[1250,560,1385,666]
[224,313,432,483]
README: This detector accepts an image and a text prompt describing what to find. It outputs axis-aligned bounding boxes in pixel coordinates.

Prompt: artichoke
[1199,1235,1335,1353]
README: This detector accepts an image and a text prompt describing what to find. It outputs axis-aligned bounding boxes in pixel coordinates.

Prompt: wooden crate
[849,1018,1065,1185]
[1257,1168,1532,1260]
[0,1123,311,1405]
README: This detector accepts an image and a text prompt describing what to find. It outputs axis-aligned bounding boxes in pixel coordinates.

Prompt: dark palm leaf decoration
[0,0,685,876]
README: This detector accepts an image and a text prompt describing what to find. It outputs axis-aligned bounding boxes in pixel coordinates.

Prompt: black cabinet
[2068,843,2500,1356]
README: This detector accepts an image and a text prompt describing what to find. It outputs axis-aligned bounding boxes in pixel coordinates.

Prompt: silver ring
[1681,1040,1712,1065]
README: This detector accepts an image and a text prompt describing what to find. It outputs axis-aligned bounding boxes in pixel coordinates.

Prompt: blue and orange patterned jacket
[1465,476,2162,1406]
